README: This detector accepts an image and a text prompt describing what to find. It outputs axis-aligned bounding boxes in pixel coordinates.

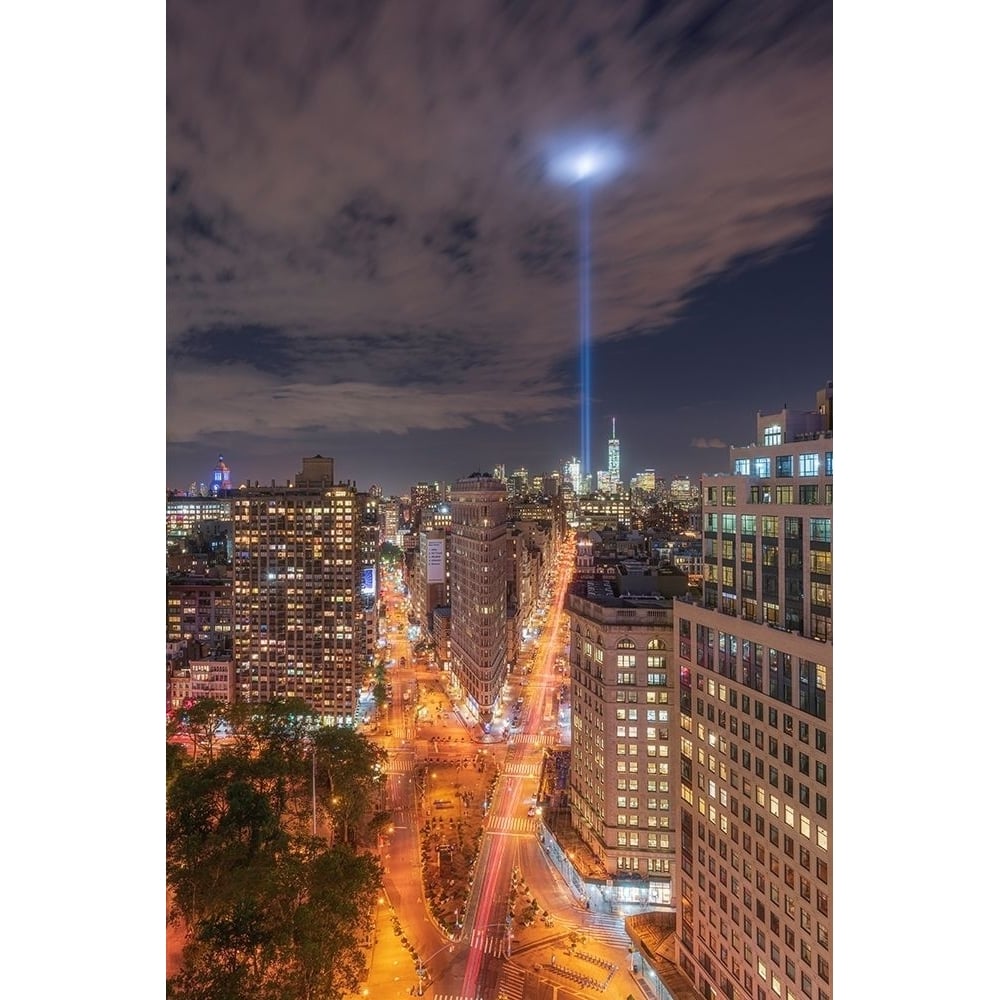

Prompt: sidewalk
[348,896,420,1000]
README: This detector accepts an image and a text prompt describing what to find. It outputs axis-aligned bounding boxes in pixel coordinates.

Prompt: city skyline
[6,0,982,994]
[167,0,832,496]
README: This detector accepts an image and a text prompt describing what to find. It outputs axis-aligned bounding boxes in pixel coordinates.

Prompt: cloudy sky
[166,0,832,495]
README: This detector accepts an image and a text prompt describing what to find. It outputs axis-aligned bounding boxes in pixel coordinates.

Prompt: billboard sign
[427,538,445,584]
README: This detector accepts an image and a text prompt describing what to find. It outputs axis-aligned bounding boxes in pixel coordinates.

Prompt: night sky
[166,0,831,495]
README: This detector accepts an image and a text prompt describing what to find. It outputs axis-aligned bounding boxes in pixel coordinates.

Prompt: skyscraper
[608,417,620,493]
[232,457,363,724]
[673,383,833,1000]
[564,457,582,496]
[449,473,509,723]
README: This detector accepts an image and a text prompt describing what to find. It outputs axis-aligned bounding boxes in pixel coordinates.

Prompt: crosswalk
[485,815,538,834]
[507,732,555,746]
[579,911,630,947]
[501,762,540,777]
[427,959,525,1000]
[431,995,487,1000]
[468,928,512,958]
[384,757,413,774]
[496,963,526,1000]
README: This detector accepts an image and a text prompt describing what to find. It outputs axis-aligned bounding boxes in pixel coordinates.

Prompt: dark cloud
[166,0,831,486]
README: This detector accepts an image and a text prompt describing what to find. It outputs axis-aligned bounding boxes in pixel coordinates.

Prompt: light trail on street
[451,533,578,998]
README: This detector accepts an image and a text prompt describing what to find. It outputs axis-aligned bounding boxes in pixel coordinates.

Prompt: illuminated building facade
[211,454,232,494]
[169,654,236,710]
[632,469,656,494]
[426,503,453,530]
[508,467,528,498]
[673,383,832,1000]
[232,459,362,724]
[578,492,633,531]
[166,578,232,649]
[564,457,582,496]
[566,577,680,908]
[670,477,694,504]
[166,495,233,557]
[449,473,509,722]
[608,418,620,492]
[409,482,439,526]
[358,491,381,666]
[379,500,401,547]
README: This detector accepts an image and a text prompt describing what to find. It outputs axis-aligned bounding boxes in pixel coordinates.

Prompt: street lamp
[416,942,455,997]
[548,139,624,482]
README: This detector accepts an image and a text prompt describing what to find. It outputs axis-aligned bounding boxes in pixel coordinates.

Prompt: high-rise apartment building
[232,458,363,724]
[608,418,620,492]
[566,572,688,910]
[449,473,509,722]
[509,467,528,499]
[409,482,440,527]
[673,384,832,1000]
[379,499,400,547]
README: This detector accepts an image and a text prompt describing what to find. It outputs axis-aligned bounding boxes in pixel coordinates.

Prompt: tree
[379,542,402,566]
[182,698,227,761]
[167,701,386,999]
[227,697,318,759]
[167,836,380,1000]
[313,727,388,845]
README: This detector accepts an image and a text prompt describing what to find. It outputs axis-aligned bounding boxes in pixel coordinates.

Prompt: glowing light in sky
[548,138,624,478]
[548,139,624,187]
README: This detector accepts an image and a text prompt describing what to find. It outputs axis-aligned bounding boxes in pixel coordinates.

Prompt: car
[527,806,536,817]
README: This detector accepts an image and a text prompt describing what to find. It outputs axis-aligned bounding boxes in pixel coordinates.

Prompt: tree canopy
[167,700,384,1000]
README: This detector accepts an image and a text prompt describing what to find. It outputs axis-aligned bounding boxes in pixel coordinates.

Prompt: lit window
[799,453,820,477]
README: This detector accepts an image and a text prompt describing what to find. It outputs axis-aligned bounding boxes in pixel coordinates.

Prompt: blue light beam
[547,137,625,486]
[579,182,592,477]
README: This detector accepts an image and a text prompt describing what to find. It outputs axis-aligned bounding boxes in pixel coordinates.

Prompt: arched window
[647,638,667,650]
[616,638,636,649]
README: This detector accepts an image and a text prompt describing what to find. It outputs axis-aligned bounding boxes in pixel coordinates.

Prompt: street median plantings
[416,756,498,935]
